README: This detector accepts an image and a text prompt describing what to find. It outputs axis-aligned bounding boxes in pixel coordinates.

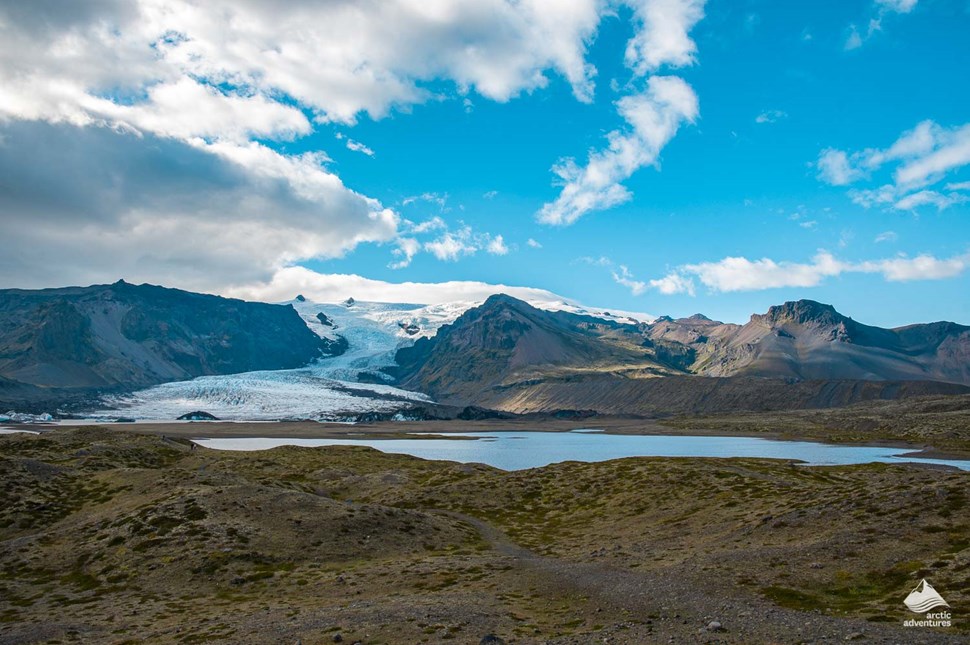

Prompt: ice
[91,296,652,421]
[95,299,451,421]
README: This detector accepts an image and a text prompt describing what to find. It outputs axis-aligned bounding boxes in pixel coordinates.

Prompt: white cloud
[406,216,448,234]
[527,238,543,248]
[538,75,699,225]
[483,190,498,199]
[577,256,616,267]
[894,190,968,211]
[681,252,845,292]
[845,1,919,50]
[389,218,510,266]
[848,184,898,208]
[536,0,706,226]
[225,266,562,304]
[818,120,970,212]
[844,26,864,51]
[0,121,397,291]
[487,235,510,256]
[816,148,864,186]
[345,139,375,157]
[389,237,421,270]
[1,0,682,290]
[611,265,647,295]
[874,231,897,243]
[647,249,970,294]
[648,272,695,296]
[424,230,479,261]
[894,123,970,188]
[875,0,918,13]
[755,109,787,124]
[857,253,967,281]
[623,0,706,75]
[402,193,449,209]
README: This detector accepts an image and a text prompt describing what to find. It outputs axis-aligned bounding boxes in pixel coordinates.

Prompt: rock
[479,636,506,645]
[457,406,510,421]
[177,411,220,421]
[331,634,342,643]
[113,417,136,423]
[397,321,421,335]
[316,312,335,327]
[344,297,355,307]
[706,620,723,632]
[230,576,246,586]
[844,632,864,641]
[295,294,306,302]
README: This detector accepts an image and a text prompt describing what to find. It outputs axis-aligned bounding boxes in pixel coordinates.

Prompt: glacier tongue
[95,299,462,421]
[93,296,653,421]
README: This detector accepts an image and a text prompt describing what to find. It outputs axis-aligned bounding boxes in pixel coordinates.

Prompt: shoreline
[10,417,970,463]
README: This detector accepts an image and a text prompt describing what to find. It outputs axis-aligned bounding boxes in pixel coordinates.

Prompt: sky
[0,0,968,327]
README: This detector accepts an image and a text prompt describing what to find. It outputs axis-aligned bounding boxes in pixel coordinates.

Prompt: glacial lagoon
[192,430,970,471]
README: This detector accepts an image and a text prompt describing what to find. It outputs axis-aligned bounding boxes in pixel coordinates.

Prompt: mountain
[0,280,338,407]
[393,295,970,414]
[643,299,970,384]
[391,294,679,402]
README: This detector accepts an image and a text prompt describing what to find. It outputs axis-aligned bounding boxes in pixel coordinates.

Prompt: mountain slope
[0,281,335,404]
[393,294,682,401]
[644,300,970,384]
[393,295,970,413]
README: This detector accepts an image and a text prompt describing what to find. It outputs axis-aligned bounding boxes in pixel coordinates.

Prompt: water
[191,431,970,471]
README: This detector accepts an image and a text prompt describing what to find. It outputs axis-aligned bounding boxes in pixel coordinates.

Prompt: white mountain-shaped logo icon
[903,579,950,613]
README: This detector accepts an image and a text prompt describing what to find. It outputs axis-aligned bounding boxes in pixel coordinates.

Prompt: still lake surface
[192,430,970,471]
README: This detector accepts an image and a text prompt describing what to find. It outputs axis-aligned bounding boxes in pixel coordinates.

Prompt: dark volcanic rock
[322,335,349,356]
[0,281,336,406]
[177,411,219,421]
[391,294,970,415]
[479,636,506,645]
[316,312,335,327]
[456,406,512,421]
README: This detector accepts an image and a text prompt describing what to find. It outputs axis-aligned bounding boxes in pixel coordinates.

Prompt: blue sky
[1,0,968,326]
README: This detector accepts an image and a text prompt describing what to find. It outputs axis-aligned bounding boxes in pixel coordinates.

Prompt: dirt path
[435,510,963,644]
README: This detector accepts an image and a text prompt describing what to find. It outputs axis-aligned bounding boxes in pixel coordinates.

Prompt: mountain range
[392,294,970,414]
[1,282,969,416]
[0,281,338,407]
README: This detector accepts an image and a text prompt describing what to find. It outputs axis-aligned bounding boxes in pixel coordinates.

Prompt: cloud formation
[225,266,562,305]
[818,120,970,212]
[0,121,397,292]
[537,0,705,226]
[538,75,699,225]
[755,109,787,124]
[2,0,701,290]
[845,0,919,50]
[646,250,970,294]
[611,265,647,296]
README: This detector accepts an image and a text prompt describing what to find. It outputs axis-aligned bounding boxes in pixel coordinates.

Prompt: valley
[1,426,967,644]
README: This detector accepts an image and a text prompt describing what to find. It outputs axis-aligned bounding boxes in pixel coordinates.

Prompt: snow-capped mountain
[93,295,653,421]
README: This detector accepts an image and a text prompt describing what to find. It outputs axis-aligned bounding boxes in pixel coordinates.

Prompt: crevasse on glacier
[98,298,652,421]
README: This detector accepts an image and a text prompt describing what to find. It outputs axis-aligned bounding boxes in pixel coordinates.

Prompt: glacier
[91,296,652,421]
